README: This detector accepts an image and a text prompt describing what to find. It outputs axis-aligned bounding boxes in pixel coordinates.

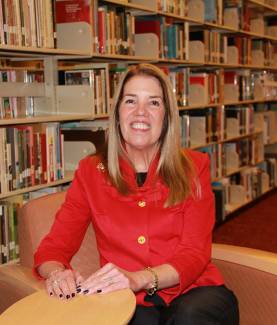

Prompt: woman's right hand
[45,269,83,300]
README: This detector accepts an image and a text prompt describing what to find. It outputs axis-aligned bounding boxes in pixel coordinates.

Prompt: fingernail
[59,294,63,298]
[49,292,53,296]
[72,293,76,298]
[76,288,81,293]
[97,289,102,293]
[83,289,89,295]
[66,295,70,299]
[76,285,81,289]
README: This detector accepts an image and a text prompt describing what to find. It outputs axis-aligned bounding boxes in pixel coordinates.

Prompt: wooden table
[0,289,136,325]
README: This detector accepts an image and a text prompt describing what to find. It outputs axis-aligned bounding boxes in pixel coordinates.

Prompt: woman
[34,63,239,324]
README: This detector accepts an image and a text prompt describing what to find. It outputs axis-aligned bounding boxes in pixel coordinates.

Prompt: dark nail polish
[66,295,70,299]
[59,294,63,298]
[97,289,102,293]
[76,288,81,293]
[83,289,89,294]
[72,293,76,298]
[50,292,53,296]
[76,285,81,289]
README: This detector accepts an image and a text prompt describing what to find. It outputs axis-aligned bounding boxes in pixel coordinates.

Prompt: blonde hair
[105,63,195,207]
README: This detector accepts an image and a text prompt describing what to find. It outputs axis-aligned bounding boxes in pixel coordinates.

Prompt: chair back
[18,191,100,278]
[213,250,277,325]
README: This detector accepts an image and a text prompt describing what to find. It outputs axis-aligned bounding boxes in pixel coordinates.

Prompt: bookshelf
[0,171,74,200]
[1,0,277,266]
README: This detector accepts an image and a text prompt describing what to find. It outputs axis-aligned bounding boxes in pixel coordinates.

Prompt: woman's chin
[126,142,159,154]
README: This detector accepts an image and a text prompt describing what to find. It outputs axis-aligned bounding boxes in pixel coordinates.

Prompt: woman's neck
[125,145,159,172]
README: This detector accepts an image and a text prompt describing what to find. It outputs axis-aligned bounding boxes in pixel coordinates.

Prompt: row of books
[2,0,277,52]
[157,0,223,24]
[0,70,44,119]
[61,66,277,109]
[135,17,189,60]
[52,1,277,61]
[213,158,277,224]
[3,63,277,121]
[196,136,264,180]
[53,1,223,56]
[254,110,277,144]
[94,66,221,108]
[225,105,255,137]
[0,185,69,265]
[157,0,188,17]
[224,70,277,102]
[166,68,220,107]
[0,123,65,195]
[251,40,277,67]
[97,5,135,56]
[223,0,277,33]
[109,65,128,104]
[0,97,36,120]
[190,30,277,65]
[180,105,256,148]
[227,36,251,65]
[157,0,277,30]
[0,70,44,83]
[168,68,277,106]
[0,0,55,48]
[190,29,227,63]
[180,108,217,147]
[63,67,109,116]
[0,198,20,265]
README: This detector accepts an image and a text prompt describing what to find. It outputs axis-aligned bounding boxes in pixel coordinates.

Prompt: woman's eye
[124,99,135,104]
[150,100,161,107]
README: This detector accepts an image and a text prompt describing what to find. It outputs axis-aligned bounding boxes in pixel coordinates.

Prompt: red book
[55,0,91,24]
[209,73,215,104]
[189,73,208,86]
[242,4,250,31]
[40,133,47,184]
[135,18,161,46]
[234,37,242,64]
[98,7,106,54]
[224,71,238,85]
[32,132,39,185]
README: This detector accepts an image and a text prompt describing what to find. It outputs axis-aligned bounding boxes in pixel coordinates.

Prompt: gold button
[138,200,146,207]
[138,235,146,245]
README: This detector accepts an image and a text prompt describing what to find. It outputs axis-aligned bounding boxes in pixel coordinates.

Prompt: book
[135,16,162,57]
[204,0,218,23]
[55,0,92,24]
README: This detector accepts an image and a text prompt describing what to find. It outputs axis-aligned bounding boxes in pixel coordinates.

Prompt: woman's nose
[135,102,148,115]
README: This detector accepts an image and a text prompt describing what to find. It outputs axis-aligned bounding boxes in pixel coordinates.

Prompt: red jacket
[34,149,224,305]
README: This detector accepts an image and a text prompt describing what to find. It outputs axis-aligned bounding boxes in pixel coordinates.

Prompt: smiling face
[118,75,166,158]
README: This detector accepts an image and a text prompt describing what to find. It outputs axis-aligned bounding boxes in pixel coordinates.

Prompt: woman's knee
[171,286,239,325]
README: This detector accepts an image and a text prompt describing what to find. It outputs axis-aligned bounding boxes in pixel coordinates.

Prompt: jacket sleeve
[165,153,215,294]
[33,159,92,278]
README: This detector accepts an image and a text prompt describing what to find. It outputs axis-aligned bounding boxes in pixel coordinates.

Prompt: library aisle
[213,188,277,253]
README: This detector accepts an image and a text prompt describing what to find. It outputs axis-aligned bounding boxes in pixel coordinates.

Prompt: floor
[213,188,277,253]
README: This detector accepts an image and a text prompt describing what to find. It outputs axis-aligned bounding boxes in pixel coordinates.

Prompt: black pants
[129,285,239,325]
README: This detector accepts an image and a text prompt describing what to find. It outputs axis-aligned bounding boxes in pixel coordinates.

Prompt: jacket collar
[119,151,160,190]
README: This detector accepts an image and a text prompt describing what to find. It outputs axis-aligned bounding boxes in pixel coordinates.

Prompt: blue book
[204,0,217,22]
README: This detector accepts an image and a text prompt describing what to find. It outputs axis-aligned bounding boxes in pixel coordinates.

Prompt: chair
[212,243,277,324]
[0,191,99,314]
[0,191,276,324]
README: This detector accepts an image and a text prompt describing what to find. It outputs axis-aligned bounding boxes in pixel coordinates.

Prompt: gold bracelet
[145,267,159,296]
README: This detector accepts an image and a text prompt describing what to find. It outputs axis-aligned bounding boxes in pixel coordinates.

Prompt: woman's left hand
[78,263,143,295]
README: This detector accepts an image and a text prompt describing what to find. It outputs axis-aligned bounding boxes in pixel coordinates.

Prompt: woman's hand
[78,263,147,295]
[46,269,83,300]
